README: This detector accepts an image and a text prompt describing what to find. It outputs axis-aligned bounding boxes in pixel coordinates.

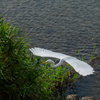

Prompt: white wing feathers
[64,57,94,76]
[29,47,70,59]
[29,47,94,76]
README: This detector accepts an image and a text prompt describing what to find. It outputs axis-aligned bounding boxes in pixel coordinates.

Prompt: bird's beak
[41,61,47,64]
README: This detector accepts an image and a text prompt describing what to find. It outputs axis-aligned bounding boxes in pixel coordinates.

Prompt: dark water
[63,58,100,100]
[0,0,100,99]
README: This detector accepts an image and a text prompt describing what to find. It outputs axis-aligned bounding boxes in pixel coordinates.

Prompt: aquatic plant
[0,16,79,100]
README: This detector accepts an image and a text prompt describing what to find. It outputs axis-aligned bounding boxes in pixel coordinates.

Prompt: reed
[0,16,79,100]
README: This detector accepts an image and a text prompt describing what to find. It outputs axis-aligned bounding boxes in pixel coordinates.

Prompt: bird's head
[41,59,54,64]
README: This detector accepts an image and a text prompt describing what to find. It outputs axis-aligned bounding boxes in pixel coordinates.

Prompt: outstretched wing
[29,47,94,76]
[29,47,70,59]
[64,57,94,76]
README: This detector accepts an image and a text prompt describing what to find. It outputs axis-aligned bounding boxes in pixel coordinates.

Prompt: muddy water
[1,0,100,99]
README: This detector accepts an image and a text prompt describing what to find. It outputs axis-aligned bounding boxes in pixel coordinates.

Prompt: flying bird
[29,47,94,76]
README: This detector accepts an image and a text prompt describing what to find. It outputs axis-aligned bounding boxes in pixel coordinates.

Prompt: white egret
[29,47,94,76]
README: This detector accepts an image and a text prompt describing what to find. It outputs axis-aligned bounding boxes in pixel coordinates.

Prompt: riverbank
[66,94,95,100]
[1,0,100,99]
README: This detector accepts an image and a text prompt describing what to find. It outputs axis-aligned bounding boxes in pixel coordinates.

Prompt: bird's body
[29,47,94,76]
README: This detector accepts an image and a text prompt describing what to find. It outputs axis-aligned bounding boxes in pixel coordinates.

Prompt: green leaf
[0,69,3,75]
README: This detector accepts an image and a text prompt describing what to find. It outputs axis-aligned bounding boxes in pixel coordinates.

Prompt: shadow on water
[53,56,100,100]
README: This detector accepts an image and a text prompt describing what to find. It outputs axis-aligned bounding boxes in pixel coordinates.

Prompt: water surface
[0,0,100,99]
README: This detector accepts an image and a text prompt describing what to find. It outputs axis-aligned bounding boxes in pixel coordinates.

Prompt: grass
[0,16,80,100]
[0,16,45,100]
[37,58,80,99]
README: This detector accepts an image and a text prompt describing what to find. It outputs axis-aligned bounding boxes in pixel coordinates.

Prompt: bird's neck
[50,60,55,67]
[51,60,64,68]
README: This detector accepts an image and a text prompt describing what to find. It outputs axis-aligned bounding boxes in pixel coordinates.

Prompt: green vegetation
[0,16,79,100]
